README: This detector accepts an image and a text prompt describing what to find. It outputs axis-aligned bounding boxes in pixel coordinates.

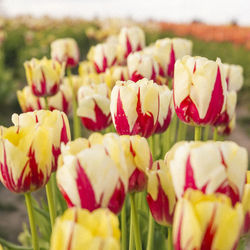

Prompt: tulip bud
[242,171,250,234]
[57,133,128,214]
[173,189,244,250]
[88,43,117,73]
[0,124,52,193]
[223,63,244,91]
[155,85,173,133]
[50,208,120,250]
[154,38,192,78]
[120,135,152,192]
[165,141,248,205]
[173,56,227,126]
[110,79,160,138]
[147,160,176,226]
[51,38,80,68]
[12,110,71,172]
[17,86,45,112]
[24,57,65,97]
[127,52,159,82]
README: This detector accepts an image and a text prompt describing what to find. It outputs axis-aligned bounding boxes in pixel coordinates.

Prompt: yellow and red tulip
[24,57,65,97]
[78,60,97,76]
[50,208,120,250]
[110,78,160,138]
[111,66,129,82]
[173,56,227,126]
[242,171,250,234]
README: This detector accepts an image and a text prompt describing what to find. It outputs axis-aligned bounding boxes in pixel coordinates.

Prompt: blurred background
[0,0,249,244]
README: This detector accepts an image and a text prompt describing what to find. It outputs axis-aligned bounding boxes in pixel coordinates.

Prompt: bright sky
[2,0,250,25]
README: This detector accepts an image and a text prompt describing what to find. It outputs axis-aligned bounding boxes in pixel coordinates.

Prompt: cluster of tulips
[0,25,248,250]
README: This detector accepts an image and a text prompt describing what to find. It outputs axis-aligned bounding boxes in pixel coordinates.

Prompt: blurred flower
[51,38,80,68]
[118,26,145,61]
[24,57,65,97]
[63,75,85,96]
[127,52,159,82]
[147,160,176,226]
[153,38,192,78]
[77,83,112,131]
[12,110,71,172]
[110,79,160,138]
[50,208,120,250]
[242,171,250,234]
[165,141,248,205]
[173,189,244,250]
[17,86,45,112]
[217,114,236,136]
[87,43,117,73]
[155,85,173,133]
[0,121,52,193]
[57,133,128,214]
[173,56,227,126]
[223,63,244,91]
[120,135,152,192]
[78,60,96,76]
[111,66,129,82]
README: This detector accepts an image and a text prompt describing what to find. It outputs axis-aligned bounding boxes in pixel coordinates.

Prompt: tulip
[17,86,45,112]
[63,75,85,96]
[77,83,112,131]
[217,114,236,136]
[24,57,65,97]
[57,133,128,214]
[173,189,244,250]
[120,135,152,192]
[118,26,145,60]
[12,110,71,172]
[173,56,227,126]
[127,52,159,82]
[153,38,192,78]
[50,208,120,250]
[147,160,176,226]
[110,78,160,138]
[223,63,244,91]
[0,123,52,193]
[242,171,250,234]
[154,85,173,133]
[165,141,248,205]
[88,42,117,73]
[51,38,80,68]
[78,60,96,76]
[111,66,129,82]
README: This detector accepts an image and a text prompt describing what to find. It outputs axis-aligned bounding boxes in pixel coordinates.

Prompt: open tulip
[57,133,128,214]
[242,171,250,234]
[12,110,71,172]
[173,189,244,250]
[165,141,248,205]
[77,83,112,131]
[223,63,244,91]
[127,52,159,82]
[120,135,152,192]
[51,38,80,68]
[110,78,160,138]
[50,208,120,250]
[24,57,65,97]
[147,160,176,226]
[173,56,227,126]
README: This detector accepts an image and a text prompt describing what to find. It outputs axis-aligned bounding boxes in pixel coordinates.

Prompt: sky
[1,0,250,26]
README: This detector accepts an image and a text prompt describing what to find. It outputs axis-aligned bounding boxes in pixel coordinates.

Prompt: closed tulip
[173,56,227,126]
[165,141,248,205]
[147,160,176,226]
[110,78,160,138]
[242,171,250,234]
[57,133,128,214]
[173,189,244,250]
[50,208,120,250]
[24,57,65,97]
[120,135,152,192]
[12,110,71,172]
[77,83,112,131]
[51,38,80,68]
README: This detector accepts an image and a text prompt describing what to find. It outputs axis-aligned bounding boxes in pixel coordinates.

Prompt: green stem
[44,96,49,110]
[24,193,39,250]
[67,67,81,139]
[146,213,155,250]
[194,126,202,141]
[170,115,177,146]
[129,193,142,250]
[167,227,173,250]
[121,201,127,250]
[129,213,134,250]
[149,136,155,161]
[177,120,185,141]
[0,237,33,250]
[46,179,56,229]
[236,237,245,250]
[213,127,218,141]
[203,126,210,141]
